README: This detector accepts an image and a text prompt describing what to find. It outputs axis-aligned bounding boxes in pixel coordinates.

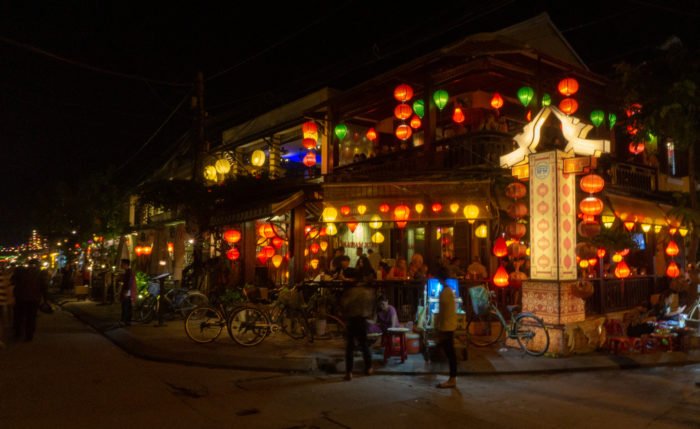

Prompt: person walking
[12,259,49,341]
[435,271,458,388]
[340,282,376,380]
[119,259,137,327]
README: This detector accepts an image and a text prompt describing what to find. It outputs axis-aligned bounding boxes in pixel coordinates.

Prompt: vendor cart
[417,278,470,361]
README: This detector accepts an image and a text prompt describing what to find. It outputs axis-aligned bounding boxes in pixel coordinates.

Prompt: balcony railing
[609,162,657,193]
[585,276,667,315]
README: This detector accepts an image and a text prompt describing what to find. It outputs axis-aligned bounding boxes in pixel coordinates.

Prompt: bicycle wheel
[278,308,308,340]
[467,311,504,346]
[686,301,700,323]
[178,292,209,318]
[228,306,269,346]
[138,295,157,323]
[515,313,549,356]
[184,306,224,343]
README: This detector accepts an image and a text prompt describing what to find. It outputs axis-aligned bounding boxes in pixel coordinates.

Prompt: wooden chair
[604,319,642,354]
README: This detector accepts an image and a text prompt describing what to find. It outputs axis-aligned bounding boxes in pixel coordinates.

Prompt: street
[1,308,699,429]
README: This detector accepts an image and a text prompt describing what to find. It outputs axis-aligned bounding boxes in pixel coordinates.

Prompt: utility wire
[0,35,192,87]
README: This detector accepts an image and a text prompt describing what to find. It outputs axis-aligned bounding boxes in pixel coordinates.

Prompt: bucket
[315,319,327,336]
[406,333,420,354]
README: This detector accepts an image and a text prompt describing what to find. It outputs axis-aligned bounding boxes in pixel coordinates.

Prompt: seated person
[368,296,399,334]
[355,255,376,282]
[408,254,428,281]
[386,258,407,280]
[333,255,357,280]
[625,303,657,337]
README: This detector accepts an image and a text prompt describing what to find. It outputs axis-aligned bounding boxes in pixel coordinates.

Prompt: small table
[383,327,410,363]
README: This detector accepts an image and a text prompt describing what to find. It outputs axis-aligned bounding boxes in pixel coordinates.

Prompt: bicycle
[467,287,550,356]
[684,294,700,324]
[184,295,247,343]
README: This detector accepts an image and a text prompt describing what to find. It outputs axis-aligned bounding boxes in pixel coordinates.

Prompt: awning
[210,190,308,226]
[604,193,671,225]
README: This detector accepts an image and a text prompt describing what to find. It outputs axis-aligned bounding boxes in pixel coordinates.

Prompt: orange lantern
[409,115,422,129]
[620,248,630,256]
[431,202,443,213]
[493,265,510,287]
[167,242,174,253]
[665,240,679,257]
[579,197,604,216]
[559,98,579,115]
[394,104,413,120]
[366,128,378,142]
[258,223,276,238]
[134,246,143,256]
[614,260,630,278]
[505,182,527,199]
[340,205,351,216]
[666,261,680,278]
[452,105,465,124]
[379,203,390,213]
[303,152,317,167]
[587,258,598,267]
[395,124,412,141]
[526,110,532,121]
[271,254,283,268]
[319,241,328,252]
[262,245,276,258]
[226,248,240,261]
[557,78,579,96]
[346,220,358,234]
[302,121,318,138]
[272,236,285,249]
[624,220,636,232]
[579,174,604,194]
[507,202,528,219]
[302,137,317,150]
[578,221,601,238]
[628,141,645,155]
[597,248,606,258]
[393,84,413,102]
[490,92,504,109]
[223,229,241,244]
[493,237,508,258]
[256,251,268,265]
[393,204,410,229]
[309,243,320,254]
[142,246,152,255]
[506,222,526,240]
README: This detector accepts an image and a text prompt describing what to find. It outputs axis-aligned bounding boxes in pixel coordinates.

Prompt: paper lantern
[665,240,680,257]
[371,232,385,244]
[557,78,579,96]
[624,221,636,232]
[493,237,508,258]
[628,142,645,155]
[626,103,642,117]
[393,204,410,229]
[620,248,630,257]
[449,203,459,214]
[413,99,425,118]
[679,227,689,237]
[134,246,143,256]
[506,222,527,240]
[614,260,630,278]
[303,152,317,168]
[366,128,378,142]
[463,204,479,223]
[340,205,351,216]
[302,138,317,150]
[588,258,598,267]
[322,207,338,222]
[432,90,449,111]
[490,92,504,109]
[203,165,217,181]
[431,202,443,213]
[309,243,320,254]
[334,123,348,140]
[325,223,338,236]
[597,248,606,258]
[580,174,605,194]
[395,124,412,140]
[505,182,527,199]
[256,251,268,265]
[394,104,413,120]
[319,241,328,252]
[508,242,527,259]
[579,259,589,269]
[559,98,579,115]
[215,158,231,175]
[610,253,622,263]
[526,110,532,121]
[357,204,367,215]
[379,203,390,213]
[369,215,383,229]
[346,220,358,233]
[493,265,510,287]
[507,202,528,219]
[641,223,651,233]
[452,105,465,124]
[509,270,527,288]
[541,93,552,107]
[309,259,320,270]
[666,261,680,278]
[251,149,266,167]
[414,203,424,214]
[590,110,604,127]
[223,229,241,244]
[608,113,617,128]
[226,248,240,261]
[578,221,601,238]
[302,121,318,139]
[393,84,414,102]
[271,255,283,268]
[262,245,275,258]
[409,115,421,129]
[475,224,488,238]
[272,237,284,249]
[579,197,604,216]
[517,86,534,107]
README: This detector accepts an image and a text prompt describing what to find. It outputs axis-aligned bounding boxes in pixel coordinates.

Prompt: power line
[0,35,192,87]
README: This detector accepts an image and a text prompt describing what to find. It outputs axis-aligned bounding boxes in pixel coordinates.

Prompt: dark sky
[0,0,697,244]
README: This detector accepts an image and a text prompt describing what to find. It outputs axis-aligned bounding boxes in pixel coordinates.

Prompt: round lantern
[509,270,527,288]
[357,204,367,215]
[409,115,422,129]
[412,99,425,118]
[628,142,645,155]
[578,221,601,238]
[325,223,338,236]
[414,203,424,214]
[590,110,605,127]
[262,245,275,258]
[143,246,152,255]
[322,207,338,222]
[614,260,631,279]
[505,182,527,199]
[369,215,383,229]
[303,152,317,168]
[433,90,449,111]
[665,240,679,257]
[493,236,508,258]
[517,86,534,107]
[203,165,217,181]
[302,138,317,150]
[251,149,266,167]
[393,84,414,102]
[559,98,579,115]
[379,203,390,213]
[463,204,479,223]
[452,105,465,124]
[597,248,606,258]
[340,206,351,216]
[490,92,504,109]
[319,240,328,252]
[666,261,680,278]
[215,158,231,175]
[334,123,348,140]
[258,223,276,238]
[371,232,385,244]
[608,113,617,128]
[579,197,604,216]
[541,93,552,107]
[395,124,412,140]
[507,202,528,219]
[309,243,320,254]
[272,237,284,249]
[475,224,488,238]
[226,248,240,261]
[271,255,283,268]
[580,174,605,194]
[557,78,579,96]
[134,246,143,256]
[506,222,527,240]
[393,204,410,229]
[366,128,378,142]
[302,121,318,139]
[223,229,241,244]
[394,104,413,120]
[493,265,510,287]
[431,202,443,213]
[508,242,527,259]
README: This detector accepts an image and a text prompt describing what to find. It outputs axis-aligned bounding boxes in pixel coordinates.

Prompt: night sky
[0,1,697,244]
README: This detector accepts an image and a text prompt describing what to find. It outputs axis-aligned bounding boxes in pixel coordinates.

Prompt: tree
[616,40,700,263]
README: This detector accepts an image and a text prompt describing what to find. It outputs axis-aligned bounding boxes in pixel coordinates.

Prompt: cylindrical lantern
[251,149,266,167]
[393,84,413,102]
[223,229,241,244]
[580,174,605,194]
[493,265,510,287]
[215,158,231,175]
[557,78,579,96]
[559,98,579,115]
[432,90,449,111]
[395,124,412,140]
[490,92,504,109]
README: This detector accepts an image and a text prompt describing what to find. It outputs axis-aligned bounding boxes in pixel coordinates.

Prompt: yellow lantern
[579,260,589,268]
[304,249,309,256]
[271,255,283,268]
[357,204,367,215]
[449,203,459,214]
[679,227,689,237]
[322,207,338,222]
[463,204,479,224]
[415,203,424,214]
[215,158,231,175]
[319,240,328,252]
[369,215,383,229]
[601,215,615,229]
[475,224,488,238]
[612,253,623,263]
[371,232,385,244]
[654,224,662,234]
[203,165,217,181]
[310,259,319,269]
[251,149,266,167]
[325,223,338,236]
[641,223,651,233]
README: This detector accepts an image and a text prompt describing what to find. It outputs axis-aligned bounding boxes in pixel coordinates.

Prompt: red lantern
[505,182,527,199]
[395,124,412,141]
[393,84,413,102]
[625,103,642,118]
[263,245,276,258]
[557,78,579,96]
[223,229,241,244]
[256,251,268,265]
[346,220,358,234]
[507,202,528,219]
[578,221,601,238]
[258,223,276,238]
[628,142,645,155]
[309,243,320,254]
[303,152,317,167]
[340,205,351,216]
[666,261,680,278]
[366,128,378,142]
[493,265,510,287]
[559,98,579,115]
[393,204,410,229]
[409,115,421,129]
[597,248,606,258]
[394,104,413,120]
[665,240,679,257]
[134,246,143,256]
[614,260,631,278]
[302,138,317,150]
[620,248,630,256]
[452,105,465,124]
[226,248,240,261]
[506,222,526,240]
[493,237,508,258]
[272,237,284,249]
[579,174,605,194]
[587,258,598,267]
[379,203,390,213]
[431,202,443,213]
[509,270,527,288]
[490,92,504,109]
[579,197,603,216]
[302,121,318,137]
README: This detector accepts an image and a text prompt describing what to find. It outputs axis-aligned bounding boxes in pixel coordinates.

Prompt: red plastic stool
[383,327,410,363]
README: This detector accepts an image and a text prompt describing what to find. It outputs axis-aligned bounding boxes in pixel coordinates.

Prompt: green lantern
[334,124,348,140]
[517,86,534,107]
[590,110,605,127]
[413,99,425,118]
[608,113,617,128]
[541,93,551,107]
[432,90,449,111]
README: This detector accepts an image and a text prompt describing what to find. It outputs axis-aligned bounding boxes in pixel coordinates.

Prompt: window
[666,139,676,176]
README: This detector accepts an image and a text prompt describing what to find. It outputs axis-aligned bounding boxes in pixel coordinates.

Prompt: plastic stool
[383,327,410,363]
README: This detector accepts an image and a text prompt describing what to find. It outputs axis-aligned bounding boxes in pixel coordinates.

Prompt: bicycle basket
[278,287,304,309]
[468,285,490,316]
[147,282,160,296]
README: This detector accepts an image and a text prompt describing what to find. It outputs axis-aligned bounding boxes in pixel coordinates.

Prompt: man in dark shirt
[340,282,376,380]
[12,259,49,341]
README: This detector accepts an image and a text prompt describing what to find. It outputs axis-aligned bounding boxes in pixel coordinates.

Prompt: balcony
[608,162,657,193]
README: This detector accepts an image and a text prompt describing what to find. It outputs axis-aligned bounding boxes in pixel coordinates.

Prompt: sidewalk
[55,294,700,375]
